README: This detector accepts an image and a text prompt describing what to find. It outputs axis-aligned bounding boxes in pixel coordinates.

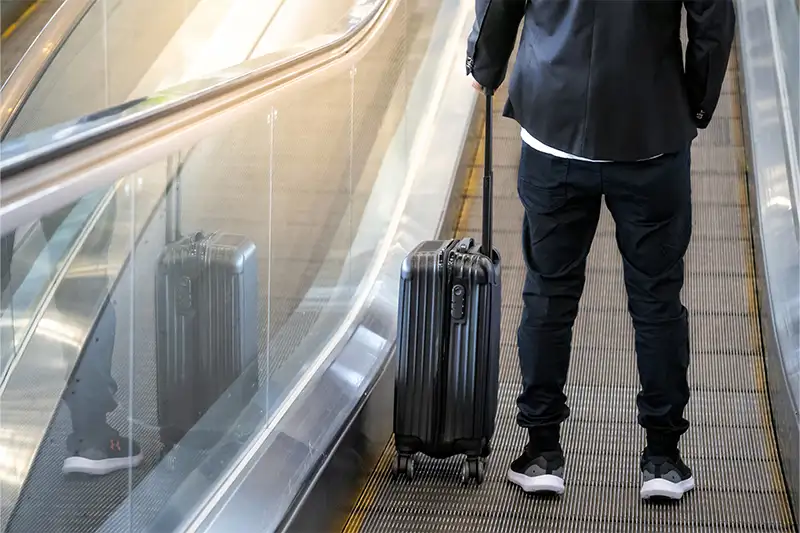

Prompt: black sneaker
[63,436,143,475]
[507,446,565,494]
[640,448,695,500]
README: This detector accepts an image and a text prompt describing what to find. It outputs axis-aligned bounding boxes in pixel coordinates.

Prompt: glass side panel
[765,0,800,410]
[0,0,459,529]
[773,0,799,157]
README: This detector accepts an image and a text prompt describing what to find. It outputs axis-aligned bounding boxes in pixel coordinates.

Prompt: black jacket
[467,0,736,161]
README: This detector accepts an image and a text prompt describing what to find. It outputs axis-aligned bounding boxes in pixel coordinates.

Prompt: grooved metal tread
[344,62,796,532]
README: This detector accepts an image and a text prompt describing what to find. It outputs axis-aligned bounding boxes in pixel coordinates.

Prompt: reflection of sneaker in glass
[63,435,143,475]
[507,445,565,495]
[640,448,695,500]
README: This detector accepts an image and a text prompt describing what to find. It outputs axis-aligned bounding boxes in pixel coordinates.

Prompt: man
[1,198,143,476]
[467,0,735,500]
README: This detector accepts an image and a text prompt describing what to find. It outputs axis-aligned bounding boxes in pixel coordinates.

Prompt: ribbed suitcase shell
[155,231,259,450]
[394,237,501,460]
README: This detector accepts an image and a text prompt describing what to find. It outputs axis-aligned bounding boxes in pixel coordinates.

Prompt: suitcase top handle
[481,90,494,257]
[456,237,472,253]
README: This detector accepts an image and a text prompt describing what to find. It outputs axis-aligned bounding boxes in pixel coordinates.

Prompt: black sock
[646,432,680,457]
[527,426,561,454]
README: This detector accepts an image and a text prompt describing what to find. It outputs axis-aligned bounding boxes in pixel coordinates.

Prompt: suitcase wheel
[461,458,486,485]
[391,454,415,481]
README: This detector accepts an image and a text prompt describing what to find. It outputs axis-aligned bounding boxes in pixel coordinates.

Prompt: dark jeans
[515,143,692,455]
[1,203,118,451]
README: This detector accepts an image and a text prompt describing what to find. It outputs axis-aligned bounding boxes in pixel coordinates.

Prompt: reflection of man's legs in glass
[3,202,142,475]
[44,202,144,476]
[62,300,143,475]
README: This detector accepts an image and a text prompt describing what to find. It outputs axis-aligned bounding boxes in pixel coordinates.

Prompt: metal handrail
[0,0,96,140]
[0,0,389,234]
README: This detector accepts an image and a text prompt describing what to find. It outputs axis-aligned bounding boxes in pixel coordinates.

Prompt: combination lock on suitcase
[392,92,501,485]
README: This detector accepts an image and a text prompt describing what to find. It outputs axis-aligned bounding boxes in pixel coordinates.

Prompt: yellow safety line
[2,0,41,40]
[340,441,395,533]
[457,115,488,231]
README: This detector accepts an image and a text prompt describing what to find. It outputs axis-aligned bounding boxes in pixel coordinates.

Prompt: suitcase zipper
[432,243,457,449]
[433,244,472,450]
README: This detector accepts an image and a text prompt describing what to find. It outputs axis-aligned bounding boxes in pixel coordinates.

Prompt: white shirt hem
[521,128,663,163]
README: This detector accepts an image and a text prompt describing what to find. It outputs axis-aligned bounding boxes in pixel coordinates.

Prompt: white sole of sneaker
[63,453,144,475]
[507,470,565,495]
[640,476,695,500]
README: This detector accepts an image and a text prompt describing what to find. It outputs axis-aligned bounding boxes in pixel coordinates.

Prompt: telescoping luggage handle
[165,156,184,243]
[481,90,494,257]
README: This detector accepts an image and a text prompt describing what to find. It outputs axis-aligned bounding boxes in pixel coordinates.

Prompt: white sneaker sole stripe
[63,453,144,475]
[507,470,565,495]
[640,476,695,500]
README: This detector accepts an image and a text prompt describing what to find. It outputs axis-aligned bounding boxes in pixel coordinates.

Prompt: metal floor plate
[344,55,796,532]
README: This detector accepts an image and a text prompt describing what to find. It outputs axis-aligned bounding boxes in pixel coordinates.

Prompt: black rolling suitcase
[155,174,259,453]
[392,92,501,485]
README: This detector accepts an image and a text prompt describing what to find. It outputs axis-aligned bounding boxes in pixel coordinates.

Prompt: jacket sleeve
[466,0,527,91]
[683,0,736,129]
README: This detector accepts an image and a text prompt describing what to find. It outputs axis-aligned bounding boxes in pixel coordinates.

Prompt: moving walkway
[0,0,798,531]
[344,50,796,532]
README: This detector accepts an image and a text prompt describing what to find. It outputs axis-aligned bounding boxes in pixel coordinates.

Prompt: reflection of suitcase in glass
[155,176,259,452]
